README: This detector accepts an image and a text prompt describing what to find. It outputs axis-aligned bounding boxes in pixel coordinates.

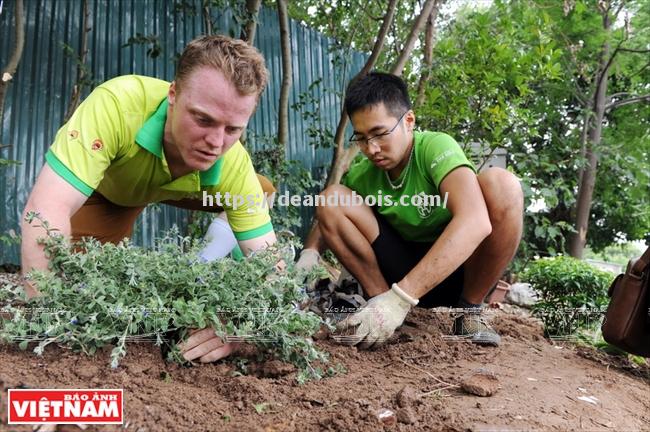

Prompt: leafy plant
[522,256,614,336]
[0,213,331,382]
[249,133,322,233]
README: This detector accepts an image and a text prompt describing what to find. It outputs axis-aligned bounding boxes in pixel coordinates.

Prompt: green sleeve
[420,132,476,189]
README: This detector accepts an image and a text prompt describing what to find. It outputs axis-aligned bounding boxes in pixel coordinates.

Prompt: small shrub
[522,256,614,336]
[0,213,331,382]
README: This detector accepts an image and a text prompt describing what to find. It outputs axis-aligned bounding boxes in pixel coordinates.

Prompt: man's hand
[295,248,320,272]
[178,328,238,362]
[333,284,418,349]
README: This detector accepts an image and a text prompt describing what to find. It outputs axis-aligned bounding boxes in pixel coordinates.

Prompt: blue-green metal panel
[0,0,366,264]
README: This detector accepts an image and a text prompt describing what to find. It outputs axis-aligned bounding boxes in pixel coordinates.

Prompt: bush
[1,214,331,383]
[522,256,614,336]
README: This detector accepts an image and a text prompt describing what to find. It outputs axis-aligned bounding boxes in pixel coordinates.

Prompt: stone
[396,407,417,424]
[505,283,538,307]
[461,371,500,397]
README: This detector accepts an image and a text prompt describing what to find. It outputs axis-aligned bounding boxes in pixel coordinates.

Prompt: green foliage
[0,149,20,248]
[523,256,614,335]
[249,133,322,233]
[418,0,650,266]
[0,213,331,382]
[584,242,646,266]
[121,33,162,59]
[61,43,97,89]
[291,79,336,149]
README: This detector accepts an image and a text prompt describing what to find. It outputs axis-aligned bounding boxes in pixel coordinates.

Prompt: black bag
[601,246,650,356]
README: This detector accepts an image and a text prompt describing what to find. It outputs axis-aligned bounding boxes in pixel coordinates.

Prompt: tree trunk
[0,0,25,133]
[568,12,611,258]
[276,0,292,150]
[391,0,439,75]
[202,1,213,35]
[64,0,90,123]
[324,0,399,187]
[415,2,439,108]
[241,0,263,45]
[328,0,440,185]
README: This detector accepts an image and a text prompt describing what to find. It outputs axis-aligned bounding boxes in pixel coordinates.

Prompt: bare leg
[462,168,524,304]
[316,185,390,297]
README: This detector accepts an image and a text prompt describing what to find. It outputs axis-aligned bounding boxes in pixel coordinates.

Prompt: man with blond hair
[20,35,277,362]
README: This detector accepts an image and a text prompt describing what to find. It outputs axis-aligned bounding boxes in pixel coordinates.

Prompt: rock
[461,371,500,397]
[396,385,418,408]
[396,407,417,424]
[76,365,99,380]
[375,408,396,426]
[505,283,538,307]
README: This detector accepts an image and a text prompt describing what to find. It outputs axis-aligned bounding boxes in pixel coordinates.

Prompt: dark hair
[344,72,412,118]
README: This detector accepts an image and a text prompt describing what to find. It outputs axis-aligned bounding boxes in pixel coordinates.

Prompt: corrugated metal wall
[0,0,366,264]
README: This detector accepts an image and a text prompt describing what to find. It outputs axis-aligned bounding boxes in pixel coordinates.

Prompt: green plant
[522,256,614,336]
[0,213,332,383]
[249,133,322,233]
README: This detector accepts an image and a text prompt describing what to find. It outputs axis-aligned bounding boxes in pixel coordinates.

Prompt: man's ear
[405,109,416,131]
[168,81,177,106]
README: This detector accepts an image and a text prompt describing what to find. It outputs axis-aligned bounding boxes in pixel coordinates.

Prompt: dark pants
[370,208,464,308]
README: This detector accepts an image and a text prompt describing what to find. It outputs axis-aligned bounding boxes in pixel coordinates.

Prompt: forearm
[20,206,72,298]
[398,216,491,299]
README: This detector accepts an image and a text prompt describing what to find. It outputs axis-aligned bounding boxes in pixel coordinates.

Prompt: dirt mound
[1,297,649,431]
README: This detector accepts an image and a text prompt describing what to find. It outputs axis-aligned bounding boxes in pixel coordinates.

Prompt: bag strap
[631,246,650,276]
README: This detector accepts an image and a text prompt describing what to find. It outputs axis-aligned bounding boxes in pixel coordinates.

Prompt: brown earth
[1,273,649,431]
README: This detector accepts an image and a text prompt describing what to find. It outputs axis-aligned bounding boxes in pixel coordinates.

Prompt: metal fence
[0,0,366,264]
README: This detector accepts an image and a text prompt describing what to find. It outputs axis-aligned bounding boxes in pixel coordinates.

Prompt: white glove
[198,216,237,262]
[295,248,321,272]
[334,283,418,349]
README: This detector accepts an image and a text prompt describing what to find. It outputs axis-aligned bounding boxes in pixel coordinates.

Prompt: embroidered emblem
[91,139,103,151]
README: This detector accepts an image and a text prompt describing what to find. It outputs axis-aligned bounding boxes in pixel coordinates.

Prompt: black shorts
[370,208,464,308]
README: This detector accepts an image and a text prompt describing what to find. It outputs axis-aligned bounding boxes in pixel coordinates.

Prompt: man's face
[166,67,258,172]
[349,103,415,171]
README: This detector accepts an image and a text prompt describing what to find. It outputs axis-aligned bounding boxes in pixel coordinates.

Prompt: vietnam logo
[7,389,123,424]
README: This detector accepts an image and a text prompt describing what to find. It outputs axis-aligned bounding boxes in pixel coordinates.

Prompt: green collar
[135,98,223,186]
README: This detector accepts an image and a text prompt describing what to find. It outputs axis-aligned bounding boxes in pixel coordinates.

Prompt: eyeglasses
[349,111,408,147]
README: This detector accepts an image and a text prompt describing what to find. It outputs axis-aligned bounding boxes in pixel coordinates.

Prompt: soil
[1,272,649,432]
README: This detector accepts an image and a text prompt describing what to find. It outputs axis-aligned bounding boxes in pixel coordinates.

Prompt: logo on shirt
[429,150,454,170]
[415,191,434,219]
[68,130,79,139]
[91,139,103,151]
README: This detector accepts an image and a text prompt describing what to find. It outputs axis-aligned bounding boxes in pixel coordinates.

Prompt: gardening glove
[295,248,321,273]
[333,283,418,349]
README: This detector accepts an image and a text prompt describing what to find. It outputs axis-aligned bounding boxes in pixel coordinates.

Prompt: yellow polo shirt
[45,75,273,240]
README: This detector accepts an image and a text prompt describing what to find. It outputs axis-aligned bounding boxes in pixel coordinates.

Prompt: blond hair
[175,35,268,98]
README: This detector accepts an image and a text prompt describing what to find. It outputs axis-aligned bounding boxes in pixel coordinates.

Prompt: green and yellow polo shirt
[45,75,273,240]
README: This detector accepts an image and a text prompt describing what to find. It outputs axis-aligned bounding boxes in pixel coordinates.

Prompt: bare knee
[315,184,353,222]
[477,168,524,222]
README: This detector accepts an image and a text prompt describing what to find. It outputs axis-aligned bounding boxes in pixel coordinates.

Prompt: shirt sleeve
[45,87,123,196]
[420,132,476,189]
[216,142,273,241]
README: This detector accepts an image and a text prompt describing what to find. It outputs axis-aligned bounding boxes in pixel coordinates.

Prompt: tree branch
[0,0,25,127]
[618,47,650,54]
[415,1,439,108]
[240,0,263,45]
[276,0,292,149]
[605,94,650,111]
[64,0,91,123]
[325,0,399,187]
[392,0,439,75]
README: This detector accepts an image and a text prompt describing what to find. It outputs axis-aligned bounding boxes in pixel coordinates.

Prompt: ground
[1,272,649,432]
